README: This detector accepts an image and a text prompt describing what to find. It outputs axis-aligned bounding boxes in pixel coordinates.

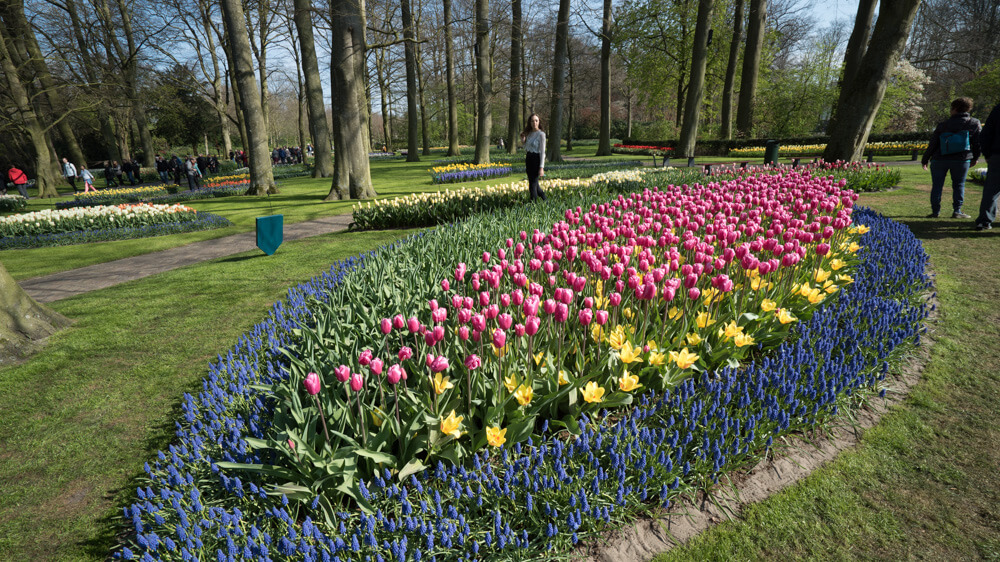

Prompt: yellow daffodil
[504,374,519,393]
[734,333,756,347]
[761,298,777,312]
[582,381,605,403]
[649,351,666,366]
[814,268,831,283]
[515,384,534,406]
[558,370,570,385]
[669,347,700,369]
[695,312,716,328]
[486,426,507,447]
[777,308,797,324]
[619,371,642,392]
[685,332,703,346]
[433,373,454,395]
[619,344,644,364]
[829,258,846,270]
[440,410,463,439]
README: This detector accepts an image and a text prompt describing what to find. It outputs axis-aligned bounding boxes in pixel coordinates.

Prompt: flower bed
[730,141,927,158]
[369,151,405,160]
[613,143,674,156]
[56,185,170,209]
[968,167,988,185]
[707,161,901,193]
[0,194,27,213]
[430,163,514,184]
[0,204,231,249]
[118,171,929,561]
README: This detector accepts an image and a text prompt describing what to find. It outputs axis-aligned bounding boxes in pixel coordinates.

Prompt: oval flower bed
[706,161,902,193]
[730,141,928,158]
[0,203,231,250]
[0,194,28,213]
[117,172,929,561]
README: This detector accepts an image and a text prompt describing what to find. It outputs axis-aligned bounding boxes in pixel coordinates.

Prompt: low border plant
[0,194,27,213]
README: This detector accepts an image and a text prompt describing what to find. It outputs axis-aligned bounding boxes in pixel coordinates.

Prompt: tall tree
[824,0,923,162]
[326,0,375,200]
[735,0,766,137]
[0,19,61,197]
[678,0,714,157]
[546,0,571,164]
[400,0,420,161]
[292,0,333,176]
[472,0,491,164]
[443,0,459,155]
[595,0,613,156]
[112,0,155,166]
[220,0,277,194]
[506,0,522,154]
[825,0,877,136]
[720,0,744,140]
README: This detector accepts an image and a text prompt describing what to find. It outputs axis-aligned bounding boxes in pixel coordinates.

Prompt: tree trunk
[473,0,492,164]
[220,0,277,194]
[678,0,714,158]
[506,0,522,155]
[255,1,271,146]
[824,0,923,162]
[416,23,431,156]
[547,0,571,164]
[326,0,375,200]
[566,41,575,152]
[735,0,765,137]
[626,85,633,139]
[64,0,119,162]
[595,0,613,156]
[400,0,420,161]
[4,0,86,167]
[720,0,744,140]
[0,23,61,197]
[296,62,308,153]
[293,0,333,176]
[0,261,71,365]
[443,0,459,156]
[375,48,392,151]
[827,0,877,136]
[114,0,154,166]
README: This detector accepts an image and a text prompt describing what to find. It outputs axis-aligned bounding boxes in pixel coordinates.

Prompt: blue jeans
[159,171,170,183]
[976,154,1000,226]
[929,159,970,214]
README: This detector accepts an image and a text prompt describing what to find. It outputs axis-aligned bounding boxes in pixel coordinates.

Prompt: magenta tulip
[350,373,364,392]
[464,354,482,370]
[380,318,392,335]
[398,347,413,361]
[303,372,321,395]
[334,365,351,383]
[387,364,403,384]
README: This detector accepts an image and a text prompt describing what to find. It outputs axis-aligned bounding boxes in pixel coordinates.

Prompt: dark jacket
[156,158,169,172]
[980,103,1000,159]
[922,112,981,165]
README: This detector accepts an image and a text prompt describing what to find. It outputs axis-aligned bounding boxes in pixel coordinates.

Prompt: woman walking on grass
[521,113,547,203]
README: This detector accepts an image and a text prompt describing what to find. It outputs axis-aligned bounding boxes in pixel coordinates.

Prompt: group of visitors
[101,159,143,188]
[228,150,250,168]
[921,97,1000,231]
[271,146,303,165]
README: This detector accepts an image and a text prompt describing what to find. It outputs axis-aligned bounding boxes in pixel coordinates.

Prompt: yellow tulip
[515,384,533,406]
[609,327,627,350]
[582,381,605,403]
[433,373,454,395]
[504,374,519,393]
[719,320,743,340]
[807,288,825,304]
[836,274,854,285]
[777,308,797,324]
[486,426,507,447]
[814,268,831,283]
[695,312,716,328]
[649,351,666,366]
[619,371,642,392]
[591,323,605,342]
[685,332,703,346]
[734,333,755,347]
[829,258,846,271]
[669,347,700,369]
[440,410,464,439]
[761,298,777,312]
[558,370,570,385]
[667,307,683,320]
[533,350,545,366]
[619,344,644,364]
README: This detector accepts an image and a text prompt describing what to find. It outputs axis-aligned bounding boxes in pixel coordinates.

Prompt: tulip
[334,365,351,383]
[430,355,449,373]
[393,314,405,329]
[464,354,481,370]
[440,410,463,439]
[482,251,491,263]
[582,381,605,403]
[369,358,384,375]
[380,318,392,335]
[578,308,593,325]
[486,426,507,447]
[526,316,541,336]
[688,287,701,301]
[543,299,557,315]
[432,308,447,323]
[455,263,467,281]
[387,364,403,384]
[479,291,490,306]
[493,328,507,349]
[350,373,364,392]
[398,346,413,361]
[498,313,513,330]
[459,326,470,340]
[595,310,609,325]
[441,279,450,291]
[407,316,421,333]
[358,349,373,366]
[514,323,526,337]
[303,372,321,395]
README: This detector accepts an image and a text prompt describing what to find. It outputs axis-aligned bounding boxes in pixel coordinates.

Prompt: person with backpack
[974,102,1000,231]
[6,166,29,198]
[922,97,981,219]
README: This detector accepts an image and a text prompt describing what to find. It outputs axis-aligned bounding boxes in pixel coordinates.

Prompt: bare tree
[735,0,765,137]
[292,0,333,176]
[400,0,420,161]
[506,0,522,154]
[442,0,460,155]
[720,0,744,140]
[546,0,571,164]
[678,0,714,157]
[473,0,491,164]
[595,0,613,155]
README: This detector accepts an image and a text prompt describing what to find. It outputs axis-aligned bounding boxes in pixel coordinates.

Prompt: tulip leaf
[397,459,427,481]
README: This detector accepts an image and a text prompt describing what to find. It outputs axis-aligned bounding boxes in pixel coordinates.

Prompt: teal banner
[256,214,283,255]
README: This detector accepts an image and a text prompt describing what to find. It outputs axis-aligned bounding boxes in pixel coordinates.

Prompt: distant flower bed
[707,161,902,193]
[968,167,988,185]
[542,160,645,178]
[369,151,405,160]
[0,195,28,213]
[0,204,230,249]
[56,185,170,209]
[202,173,250,189]
[56,177,249,209]
[613,143,674,156]
[730,141,927,158]
[430,162,514,184]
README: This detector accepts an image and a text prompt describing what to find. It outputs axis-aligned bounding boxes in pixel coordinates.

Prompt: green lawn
[2,161,997,560]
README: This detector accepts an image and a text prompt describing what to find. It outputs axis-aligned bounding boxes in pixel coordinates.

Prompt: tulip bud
[459,326,470,340]
[493,328,507,349]
[369,358,384,375]
[688,287,701,301]
[350,373,364,392]
[465,354,482,370]
[525,316,541,336]
[358,349,373,366]
[335,365,351,382]
[514,323,526,337]
[578,308,594,325]
[407,317,421,333]
[393,314,405,329]
[380,318,392,335]
[398,347,413,361]
[387,364,403,385]
[498,313,513,330]
[303,372,321,395]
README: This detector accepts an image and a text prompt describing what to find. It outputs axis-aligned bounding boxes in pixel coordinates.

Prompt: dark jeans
[526,152,546,202]
[187,174,200,191]
[15,183,28,198]
[929,159,971,214]
[65,176,77,191]
[159,171,170,183]
[126,170,136,185]
[976,154,1000,226]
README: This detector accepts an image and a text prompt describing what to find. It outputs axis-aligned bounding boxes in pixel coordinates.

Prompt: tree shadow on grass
[894,218,997,241]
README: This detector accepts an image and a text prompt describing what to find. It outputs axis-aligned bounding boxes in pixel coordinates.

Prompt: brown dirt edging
[578,289,939,562]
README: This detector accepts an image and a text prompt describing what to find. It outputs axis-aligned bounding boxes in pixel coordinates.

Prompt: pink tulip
[432,308,447,323]
[459,326,470,340]
[303,372,321,395]
[465,354,482,370]
[455,263,467,281]
[595,310,609,325]
[424,331,436,346]
[498,313,513,330]
[578,308,593,325]
[472,314,487,332]
[493,328,507,349]
[525,316,541,336]
[816,243,830,255]
[609,293,622,306]
[554,303,569,323]
[688,287,701,300]
[335,365,351,382]
[393,314,405,329]
[433,325,445,342]
[430,356,449,373]
[479,291,490,306]
[514,323,526,337]
[358,349,373,366]
[398,347,413,361]
[441,279,450,291]
[369,358,384,375]
[387,364,403,384]
[483,251,491,263]
[407,316,421,333]
[543,299,557,315]
[350,373,364,392]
